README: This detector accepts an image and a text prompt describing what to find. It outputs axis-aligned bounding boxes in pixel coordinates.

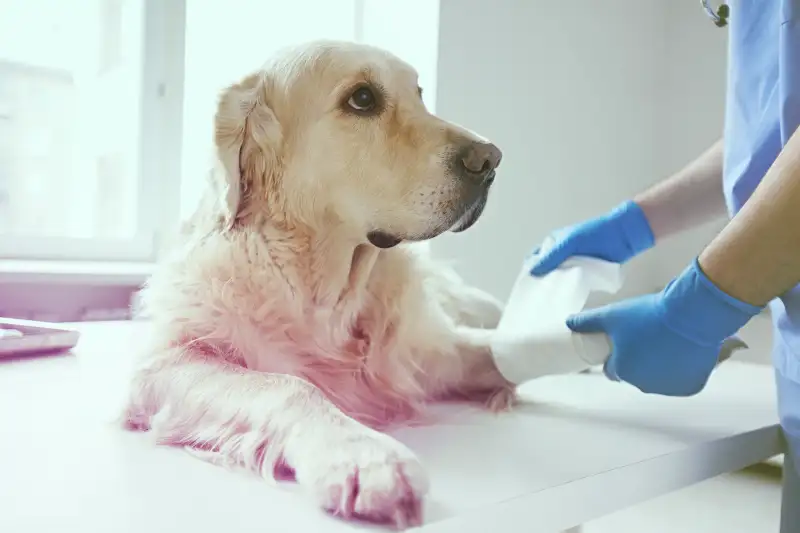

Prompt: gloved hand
[566,259,763,396]
[530,200,655,276]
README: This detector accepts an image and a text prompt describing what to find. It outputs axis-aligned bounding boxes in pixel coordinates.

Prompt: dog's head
[213,40,501,248]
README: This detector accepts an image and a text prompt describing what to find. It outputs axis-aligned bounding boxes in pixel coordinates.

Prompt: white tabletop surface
[0,321,783,533]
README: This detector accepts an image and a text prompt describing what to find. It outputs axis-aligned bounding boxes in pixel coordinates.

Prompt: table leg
[781,450,800,533]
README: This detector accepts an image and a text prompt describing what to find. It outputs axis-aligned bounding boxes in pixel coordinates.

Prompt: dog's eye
[347,87,377,112]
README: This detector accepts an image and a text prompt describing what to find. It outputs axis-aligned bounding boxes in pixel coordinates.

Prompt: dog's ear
[213,73,282,229]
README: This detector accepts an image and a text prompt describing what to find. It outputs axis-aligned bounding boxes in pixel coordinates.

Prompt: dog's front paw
[293,429,429,529]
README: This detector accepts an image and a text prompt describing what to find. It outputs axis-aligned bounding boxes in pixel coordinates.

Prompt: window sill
[0,259,154,286]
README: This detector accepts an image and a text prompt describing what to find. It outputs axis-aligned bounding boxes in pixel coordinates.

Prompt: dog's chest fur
[142,231,439,428]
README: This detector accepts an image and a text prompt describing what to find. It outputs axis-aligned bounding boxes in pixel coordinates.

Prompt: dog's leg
[125,350,429,528]
[425,264,504,329]
[421,267,514,408]
[453,326,517,410]
[446,285,505,329]
[422,323,516,412]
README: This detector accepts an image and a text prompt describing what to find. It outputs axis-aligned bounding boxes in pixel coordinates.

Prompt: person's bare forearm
[634,139,727,241]
[699,128,800,307]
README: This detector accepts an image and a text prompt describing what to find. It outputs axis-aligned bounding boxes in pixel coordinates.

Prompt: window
[0,0,179,262]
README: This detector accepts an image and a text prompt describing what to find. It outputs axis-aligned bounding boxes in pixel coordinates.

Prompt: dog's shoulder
[137,222,306,322]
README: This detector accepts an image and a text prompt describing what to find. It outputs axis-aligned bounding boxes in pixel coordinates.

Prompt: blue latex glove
[531,200,655,276]
[567,259,763,396]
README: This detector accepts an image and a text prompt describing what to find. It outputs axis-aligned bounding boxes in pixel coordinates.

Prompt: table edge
[422,424,784,532]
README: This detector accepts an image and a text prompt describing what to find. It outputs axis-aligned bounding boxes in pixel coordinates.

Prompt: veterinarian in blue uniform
[531,0,800,520]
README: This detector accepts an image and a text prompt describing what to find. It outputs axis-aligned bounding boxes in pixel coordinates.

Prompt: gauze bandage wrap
[491,239,622,385]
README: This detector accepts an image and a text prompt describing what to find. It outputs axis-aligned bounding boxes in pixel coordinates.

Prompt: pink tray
[0,317,81,357]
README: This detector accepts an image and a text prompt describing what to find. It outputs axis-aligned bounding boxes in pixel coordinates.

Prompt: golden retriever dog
[125,40,513,529]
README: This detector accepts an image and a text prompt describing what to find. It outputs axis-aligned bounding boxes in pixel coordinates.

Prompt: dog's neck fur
[223,192,382,310]
[310,231,380,307]
[254,214,379,308]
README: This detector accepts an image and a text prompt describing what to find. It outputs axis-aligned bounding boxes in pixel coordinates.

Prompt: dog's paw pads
[296,432,429,529]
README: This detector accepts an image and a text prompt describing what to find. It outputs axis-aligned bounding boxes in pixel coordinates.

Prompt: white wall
[647,1,729,283]
[430,0,730,302]
[360,0,440,113]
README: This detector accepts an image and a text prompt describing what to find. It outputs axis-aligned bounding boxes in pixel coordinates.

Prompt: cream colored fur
[125,40,512,529]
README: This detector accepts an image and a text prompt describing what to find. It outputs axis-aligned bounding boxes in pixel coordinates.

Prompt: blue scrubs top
[723,0,800,465]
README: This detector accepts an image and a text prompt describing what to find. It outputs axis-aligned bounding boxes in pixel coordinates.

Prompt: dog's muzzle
[367,141,502,248]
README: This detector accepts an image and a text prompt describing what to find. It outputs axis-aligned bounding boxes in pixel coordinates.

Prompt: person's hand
[566,259,762,396]
[530,200,655,276]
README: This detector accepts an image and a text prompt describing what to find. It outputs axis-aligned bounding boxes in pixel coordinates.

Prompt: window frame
[0,0,186,265]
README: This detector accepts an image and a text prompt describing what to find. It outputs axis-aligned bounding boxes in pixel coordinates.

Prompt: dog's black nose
[458,142,502,182]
